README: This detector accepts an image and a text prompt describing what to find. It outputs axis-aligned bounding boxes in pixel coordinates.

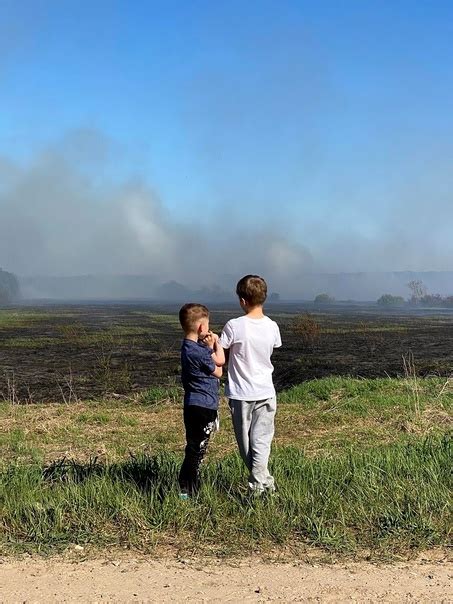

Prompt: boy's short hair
[236,275,267,306]
[179,303,209,332]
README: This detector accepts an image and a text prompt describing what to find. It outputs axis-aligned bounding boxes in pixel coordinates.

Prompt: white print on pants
[229,397,276,491]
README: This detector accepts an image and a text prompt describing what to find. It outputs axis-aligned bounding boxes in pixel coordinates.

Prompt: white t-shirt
[219,315,282,401]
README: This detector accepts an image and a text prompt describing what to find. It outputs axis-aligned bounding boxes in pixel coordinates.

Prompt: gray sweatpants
[229,397,277,492]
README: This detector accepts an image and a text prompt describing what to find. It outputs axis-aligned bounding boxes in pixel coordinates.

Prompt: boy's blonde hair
[236,275,267,306]
[179,303,209,333]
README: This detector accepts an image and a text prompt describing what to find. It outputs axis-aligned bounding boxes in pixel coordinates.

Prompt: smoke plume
[1,129,453,300]
[0,130,314,296]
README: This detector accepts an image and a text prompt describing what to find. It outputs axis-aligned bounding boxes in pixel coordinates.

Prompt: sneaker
[247,481,276,498]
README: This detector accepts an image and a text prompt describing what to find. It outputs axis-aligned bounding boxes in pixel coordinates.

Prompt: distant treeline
[378,294,453,308]
[378,280,453,308]
[410,294,453,308]
[0,269,20,303]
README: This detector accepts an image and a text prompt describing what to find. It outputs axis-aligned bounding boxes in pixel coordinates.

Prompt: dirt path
[0,555,451,603]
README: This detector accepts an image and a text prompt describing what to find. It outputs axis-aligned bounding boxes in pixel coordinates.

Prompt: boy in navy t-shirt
[178,303,225,498]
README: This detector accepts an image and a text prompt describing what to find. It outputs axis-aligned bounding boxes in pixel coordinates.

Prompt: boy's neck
[184,331,199,342]
[244,304,265,318]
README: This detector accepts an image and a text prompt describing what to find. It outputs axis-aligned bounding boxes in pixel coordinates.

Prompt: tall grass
[1,436,450,557]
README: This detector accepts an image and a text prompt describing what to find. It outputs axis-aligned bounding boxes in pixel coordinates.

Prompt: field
[2,303,453,402]
[0,303,452,560]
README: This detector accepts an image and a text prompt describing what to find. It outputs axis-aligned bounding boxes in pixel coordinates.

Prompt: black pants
[178,405,217,495]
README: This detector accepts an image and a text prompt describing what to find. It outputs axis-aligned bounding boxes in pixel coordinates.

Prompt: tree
[407,280,427,304]
[314,293,335,305]
[0,268,20,303]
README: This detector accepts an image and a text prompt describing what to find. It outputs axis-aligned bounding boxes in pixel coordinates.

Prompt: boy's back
[220,315,281,400]
[177,303,225,498]
[181,339,218,409]
[219,274,281,493]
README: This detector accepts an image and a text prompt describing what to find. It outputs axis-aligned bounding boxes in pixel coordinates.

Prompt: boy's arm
[212,365,223,378]
[204,333,225,366]
[211,337,225,366]
[218,321,233,367]
[224,347,230,366]
[218,321,233,352]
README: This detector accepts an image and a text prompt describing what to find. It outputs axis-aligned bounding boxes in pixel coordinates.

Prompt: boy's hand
[203,331,218,348]
[198,330,210,343]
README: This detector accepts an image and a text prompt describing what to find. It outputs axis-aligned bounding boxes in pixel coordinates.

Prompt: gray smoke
[1,129,453,300]
[0,130,315,296]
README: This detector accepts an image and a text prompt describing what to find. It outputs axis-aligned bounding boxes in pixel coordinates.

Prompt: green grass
[0,325,157,349]
[279,375,453,410]
[0,310,48,329]
[57,324,156,346]
[0,309,165,350]
[0,336,61,349]
[76,412,111,425]
[139,385,183,406]
[321,325,409,334]
[140,313,180,325]
[0,377,451,558]
[0,437,450,557]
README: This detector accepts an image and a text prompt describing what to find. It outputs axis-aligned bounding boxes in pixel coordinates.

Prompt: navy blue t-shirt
[181,339,219,410]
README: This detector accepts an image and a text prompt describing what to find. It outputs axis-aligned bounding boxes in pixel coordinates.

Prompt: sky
[1,0,453,291]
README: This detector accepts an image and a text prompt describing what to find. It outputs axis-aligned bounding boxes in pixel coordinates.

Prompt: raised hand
[203,331,218,348]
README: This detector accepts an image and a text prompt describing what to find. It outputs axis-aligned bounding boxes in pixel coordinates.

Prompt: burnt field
[1,302,453,402]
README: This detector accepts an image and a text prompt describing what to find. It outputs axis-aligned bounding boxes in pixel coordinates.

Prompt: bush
[314,293,335,305]
[420,294,446,307]
[377,294,405,307]
[292,313,320,349]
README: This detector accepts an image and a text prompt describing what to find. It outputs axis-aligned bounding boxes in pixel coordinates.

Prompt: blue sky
[1,0,453,275]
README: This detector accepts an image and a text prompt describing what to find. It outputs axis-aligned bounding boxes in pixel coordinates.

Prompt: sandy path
[0,555,451,603]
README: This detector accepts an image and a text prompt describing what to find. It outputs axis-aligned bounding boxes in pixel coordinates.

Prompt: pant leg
[178,405,217,495]
[248,397,277,491]
[229,399,255,473]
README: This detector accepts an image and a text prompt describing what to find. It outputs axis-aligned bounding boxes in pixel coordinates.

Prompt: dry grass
[0,377,451,465]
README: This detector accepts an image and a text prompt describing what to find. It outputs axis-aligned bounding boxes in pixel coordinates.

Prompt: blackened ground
[1,303,453,402]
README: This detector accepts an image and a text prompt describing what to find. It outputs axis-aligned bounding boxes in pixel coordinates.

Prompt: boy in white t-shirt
[219,275,282,493]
